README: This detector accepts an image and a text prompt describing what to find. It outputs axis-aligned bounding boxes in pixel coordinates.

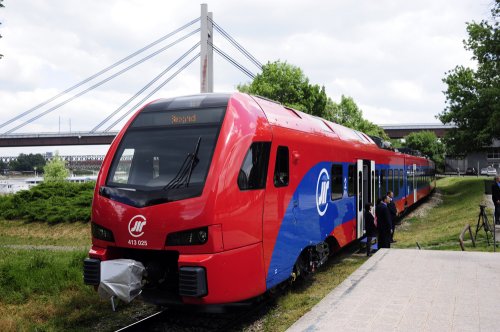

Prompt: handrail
[459,223,476,251]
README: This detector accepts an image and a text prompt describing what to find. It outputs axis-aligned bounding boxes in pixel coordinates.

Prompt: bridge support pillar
[200,3,213,93]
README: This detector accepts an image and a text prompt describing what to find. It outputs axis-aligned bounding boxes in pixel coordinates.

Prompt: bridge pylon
[200,4,214,93]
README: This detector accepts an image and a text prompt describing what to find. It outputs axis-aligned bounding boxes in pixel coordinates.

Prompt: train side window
[274,146,289,187]
[388,169,393,193]
[394,169,400,197]
[237,142,271,190]
[348,165,355,196]
[331,164,343,200]
[400,169,403,193]
[380,169,386,195]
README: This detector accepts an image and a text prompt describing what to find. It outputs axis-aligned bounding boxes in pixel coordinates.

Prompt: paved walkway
[287,249,500,332]
[1,244,88,251]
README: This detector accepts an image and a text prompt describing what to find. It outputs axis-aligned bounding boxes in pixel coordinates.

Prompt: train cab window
[348,165,355,196]
[331,164,343,200]
[274,146,289,187]
[110,148,135,184]
[238,142,271,190]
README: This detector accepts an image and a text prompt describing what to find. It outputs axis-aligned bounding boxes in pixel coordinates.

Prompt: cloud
[0,0,491,156]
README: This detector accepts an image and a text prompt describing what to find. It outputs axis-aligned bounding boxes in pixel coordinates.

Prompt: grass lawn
[0,220,90,247]
[257,250,367,332]
[393,176,496,252]
[256,176,497,331]
[0,176,495,331]
[0,247,157,332]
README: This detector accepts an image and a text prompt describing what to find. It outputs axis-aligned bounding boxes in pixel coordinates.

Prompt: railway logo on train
[316,168,330,216]
[128,215,147,238]
[83,93,435,308]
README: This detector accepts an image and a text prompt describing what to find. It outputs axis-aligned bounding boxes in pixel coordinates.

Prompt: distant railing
[0,131,118,138]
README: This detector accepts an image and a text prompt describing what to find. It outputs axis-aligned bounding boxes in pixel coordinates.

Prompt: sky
[0,0,493,156]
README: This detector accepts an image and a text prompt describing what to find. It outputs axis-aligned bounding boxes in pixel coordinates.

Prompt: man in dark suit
[493,176,500,225]
[387,191,397,242]
[376,195,392,248]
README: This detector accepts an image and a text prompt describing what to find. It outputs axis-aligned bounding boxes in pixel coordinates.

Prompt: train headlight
[197,229,208,243]
[166,227,209,246]
[91,222,115,242]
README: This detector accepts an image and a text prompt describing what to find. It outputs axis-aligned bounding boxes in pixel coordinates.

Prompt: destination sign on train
[131,107,225,128]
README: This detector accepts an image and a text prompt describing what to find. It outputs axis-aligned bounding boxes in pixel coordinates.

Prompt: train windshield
[103,106,226,207]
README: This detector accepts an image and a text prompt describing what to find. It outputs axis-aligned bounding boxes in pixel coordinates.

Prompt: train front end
[84,93,270,306]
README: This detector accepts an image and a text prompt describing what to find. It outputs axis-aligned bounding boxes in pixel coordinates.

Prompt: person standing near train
[376,195,392,248]
[492,176,500,225]
[387,191,397,242]
[364,202,377,256]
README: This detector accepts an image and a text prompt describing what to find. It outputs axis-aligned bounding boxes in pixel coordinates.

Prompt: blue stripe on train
[266,162,356,289]
[265,162,434,289]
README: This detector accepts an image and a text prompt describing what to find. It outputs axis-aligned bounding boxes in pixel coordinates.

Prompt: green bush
[0,182,95,223]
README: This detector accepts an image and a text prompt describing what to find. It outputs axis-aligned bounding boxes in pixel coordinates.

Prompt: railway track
[115,297,274,332]
[114,241,364,332]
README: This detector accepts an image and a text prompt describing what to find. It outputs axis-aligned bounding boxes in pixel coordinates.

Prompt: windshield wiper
[164,137,201,190]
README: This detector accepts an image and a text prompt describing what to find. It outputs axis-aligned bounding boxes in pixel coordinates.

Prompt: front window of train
[103,107,225,207]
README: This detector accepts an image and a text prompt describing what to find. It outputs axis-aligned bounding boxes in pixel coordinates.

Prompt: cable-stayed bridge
[0,4,261,148]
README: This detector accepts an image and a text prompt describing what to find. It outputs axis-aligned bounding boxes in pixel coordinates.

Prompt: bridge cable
[209,18,263,70]
[91,43,200,132]
[211,43,256,79]
[104,53,201,132]
[4,28,200,135]
[0,17,200,132]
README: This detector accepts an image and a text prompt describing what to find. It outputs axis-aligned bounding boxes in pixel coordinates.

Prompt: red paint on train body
[85,93,434,305]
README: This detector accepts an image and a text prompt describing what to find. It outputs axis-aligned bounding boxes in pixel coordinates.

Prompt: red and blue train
[84,93,435,305]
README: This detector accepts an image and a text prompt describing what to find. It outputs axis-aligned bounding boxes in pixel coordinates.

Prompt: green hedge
[0,182,95,223]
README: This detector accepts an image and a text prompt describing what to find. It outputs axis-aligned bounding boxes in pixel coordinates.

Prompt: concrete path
[287,249,500,332]
[1,244,88,251]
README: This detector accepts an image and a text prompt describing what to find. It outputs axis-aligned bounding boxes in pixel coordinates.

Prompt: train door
[356,160,375,239]
[413,164,417,203]
[371,161,376,207]
[356,160,364,239]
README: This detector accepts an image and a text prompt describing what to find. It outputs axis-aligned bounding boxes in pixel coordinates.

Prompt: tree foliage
[44,153,69,183]
[9,153,46,172]
[238,60,328,116]
[439,2,500,154]
[325,96,389,139]
[404,131,445,169]
[238,60,387,138]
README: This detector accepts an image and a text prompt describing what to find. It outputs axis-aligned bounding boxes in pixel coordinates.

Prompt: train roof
[249,94,430,161]
[250,94,376,146]
[145,93,232,112]
[140,93,429,161]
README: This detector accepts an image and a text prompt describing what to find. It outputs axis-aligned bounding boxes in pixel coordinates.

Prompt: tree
[238,61,387,138]
[10,153,46,172]
[44,153,69,183]
[404,131,445,170]
[439,2,500,154]
[325,96,389,139]
[237,60,328,117]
